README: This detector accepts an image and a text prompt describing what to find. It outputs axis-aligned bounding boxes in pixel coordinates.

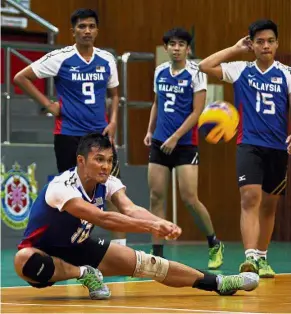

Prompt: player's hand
[286,134,291,155]
[144,132,152,146]
[102,121,117,144]
[46,101,60,116]
[150,220,174,238]
[161,135,178,154]
[164,221,182,240]
[234,36,252,53]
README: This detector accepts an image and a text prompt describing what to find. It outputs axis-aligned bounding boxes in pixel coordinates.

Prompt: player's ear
[71,27,76,38]
[163,44,168,52]
[77,155,85,166]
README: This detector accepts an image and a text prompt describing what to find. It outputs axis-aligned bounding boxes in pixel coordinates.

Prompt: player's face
[72,17,98,46]
[165,38,190,62]
[251,30,278,62]
[81,147,114,183]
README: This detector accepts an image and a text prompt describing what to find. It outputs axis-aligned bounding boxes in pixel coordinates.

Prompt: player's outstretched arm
[199,36,252,80]
[63,197,174,238]
[13,66,60,116]
[110,189,182,240]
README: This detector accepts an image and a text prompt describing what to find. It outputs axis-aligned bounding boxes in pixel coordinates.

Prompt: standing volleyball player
[13,8,124,293]
[199,20,291,277]
[144,28,224,269]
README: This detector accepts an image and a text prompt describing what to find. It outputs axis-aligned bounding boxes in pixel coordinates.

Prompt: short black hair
[249,19,278,40]
[71,8,99,28]
[77,133,112,159]
[163,27,192,45]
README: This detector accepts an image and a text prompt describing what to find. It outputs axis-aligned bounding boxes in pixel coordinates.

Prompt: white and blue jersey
[18,168,125,249]
[31,45,119,136]
[153,60,207,145]
[221,61,291,150]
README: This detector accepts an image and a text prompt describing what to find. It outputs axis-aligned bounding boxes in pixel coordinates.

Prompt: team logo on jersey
[178,80,188,86]
[96,66,105,73]
[1,162,38,230]
[158,77,167,83]
[69,66,80,72]
[95,197,104,207]
[271,77,282,84]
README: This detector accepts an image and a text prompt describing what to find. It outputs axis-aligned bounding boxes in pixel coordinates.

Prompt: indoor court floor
[1,242,291,313]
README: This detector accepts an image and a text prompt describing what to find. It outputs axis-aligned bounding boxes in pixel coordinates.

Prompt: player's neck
[255,59,275,72]
[76,43,94,60]
[171,60,186,74]
[77,169,97,198]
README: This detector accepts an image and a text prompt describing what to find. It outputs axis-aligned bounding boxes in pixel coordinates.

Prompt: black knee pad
[22,253,55,284]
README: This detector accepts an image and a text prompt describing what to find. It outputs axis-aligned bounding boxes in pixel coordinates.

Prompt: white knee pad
[133,251,169,282]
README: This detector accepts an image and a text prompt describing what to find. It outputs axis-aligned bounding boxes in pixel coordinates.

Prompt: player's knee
[19,252,55,284]
[241,189,261,209]
[180,191,199,207]
[133,251,169,282]
[150,189,165,206]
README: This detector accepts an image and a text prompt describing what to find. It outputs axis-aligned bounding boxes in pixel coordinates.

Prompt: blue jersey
[18,168,124,249]
[152,60,207,145]
[221,61,291,150]
[31,45,119,136]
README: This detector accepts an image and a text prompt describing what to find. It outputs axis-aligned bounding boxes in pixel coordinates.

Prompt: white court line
[0,302,266,314]
[1,279,153,289]
[2,272,291,289]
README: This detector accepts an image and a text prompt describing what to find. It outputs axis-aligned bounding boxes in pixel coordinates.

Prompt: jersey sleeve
[153,67,159,93]
[45,180,82,212]
[220,61,247,83]
[192,71,207,93]
[105,175,126,200]
[107,58,119,88]
[285,68,291,94]
[30,49,67,78]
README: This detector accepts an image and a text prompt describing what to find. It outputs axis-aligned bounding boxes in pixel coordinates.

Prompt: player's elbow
[13,72,23,86]
[198,62,210,74]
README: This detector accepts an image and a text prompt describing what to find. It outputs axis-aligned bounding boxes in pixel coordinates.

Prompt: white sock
[111,238,127,246]
[79,266,87,278]
[245,249,257,260]
[257,250,267,259]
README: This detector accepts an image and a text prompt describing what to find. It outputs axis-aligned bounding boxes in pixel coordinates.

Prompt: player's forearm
[13,75,51,108]
[147,103,157,133]
[172,111,200,139]
[199,46,240,72]
[94,211,154,233]
[125,205,163,222]
[109,95,119,124]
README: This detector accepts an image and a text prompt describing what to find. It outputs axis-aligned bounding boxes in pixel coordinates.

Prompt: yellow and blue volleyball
[198,101,239,144]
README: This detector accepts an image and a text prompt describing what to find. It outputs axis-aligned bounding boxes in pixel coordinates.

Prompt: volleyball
[198,101,239,144]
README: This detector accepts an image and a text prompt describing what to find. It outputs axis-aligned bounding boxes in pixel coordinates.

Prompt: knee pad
[133,251,169,282]
[22,253,55,284]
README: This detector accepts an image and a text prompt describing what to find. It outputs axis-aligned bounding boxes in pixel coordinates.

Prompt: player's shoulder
[94,47,116,63]
[48,168,79,189]
[274,61,291,76]
[186,59,199,72]
[155,61,170,74]
[105,175,122,185]
[41,45,76,63]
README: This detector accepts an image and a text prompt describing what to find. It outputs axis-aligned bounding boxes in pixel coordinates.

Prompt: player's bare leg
[239,184,262,273]
[176,165,224,269]
[148,163,170,257]
[14,247,110,299]
[107,200,127,246]
[98,242,259,295]
[256,191,279,277]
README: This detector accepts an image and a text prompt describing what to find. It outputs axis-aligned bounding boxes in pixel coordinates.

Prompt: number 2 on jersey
[82,82,95,104]
[256,92,275,115]
[164,93,176,112]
